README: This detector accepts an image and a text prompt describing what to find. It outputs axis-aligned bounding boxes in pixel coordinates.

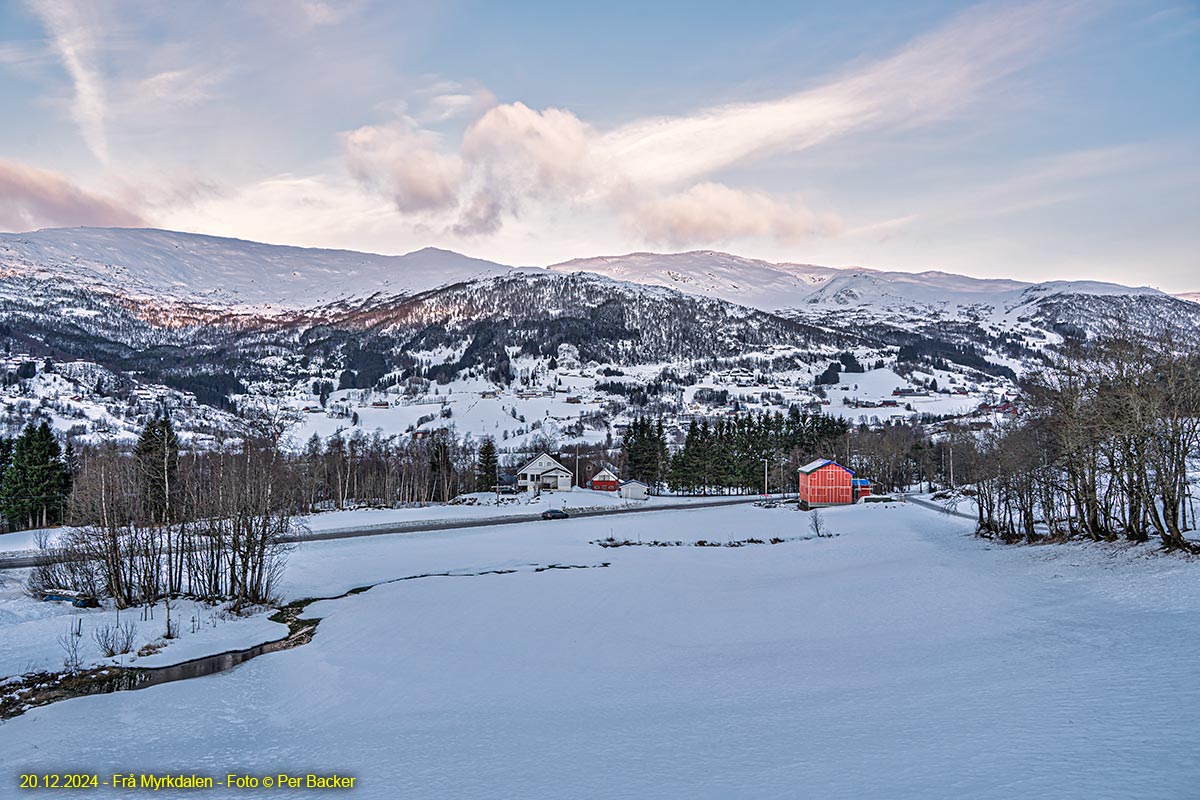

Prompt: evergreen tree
[0,422,70,530]
[476,437,499,492]
[62,439,80,478]
[135,414,181,524]
[0,436,13,479]
[621,416,668,490]
[654,418,668,495]
[816,362,841,385]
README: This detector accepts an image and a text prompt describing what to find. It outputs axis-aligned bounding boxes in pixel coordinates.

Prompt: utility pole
[763,458,769,497]
[949,440,955,489]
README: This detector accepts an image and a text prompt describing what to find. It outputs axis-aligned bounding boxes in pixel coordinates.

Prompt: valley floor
[1,502,1198,799]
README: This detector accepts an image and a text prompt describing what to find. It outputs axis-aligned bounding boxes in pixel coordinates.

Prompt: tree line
[29,415,295,617]
[944,331,1200,551]
[618,410,851,495]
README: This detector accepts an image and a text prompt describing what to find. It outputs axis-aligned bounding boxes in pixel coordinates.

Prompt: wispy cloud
[600,1,1081,186]
[344,0,1084,246]
[917,143,1166,225]
[630,183,842,247]
[0,39,49,66]
[0,159,145,230]
[28,0,110,163]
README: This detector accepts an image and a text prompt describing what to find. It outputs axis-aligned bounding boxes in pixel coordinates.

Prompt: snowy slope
[547,250,1041,312]
[548,250,842,311]
[0,228,512,310]
[548,249,1175,320]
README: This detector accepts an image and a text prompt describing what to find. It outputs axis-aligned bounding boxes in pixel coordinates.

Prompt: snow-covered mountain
[1,227,1188,324]
[548,251,842,311]
[0,228,510,310]
[2,226,1198,444]
[548,249,1173,321]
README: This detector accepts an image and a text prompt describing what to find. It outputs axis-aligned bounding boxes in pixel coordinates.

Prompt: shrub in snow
[56,621,83,672]
[92,622,138,658]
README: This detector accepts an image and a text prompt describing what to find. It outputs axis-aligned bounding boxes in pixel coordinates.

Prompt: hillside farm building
[798,459,872,508]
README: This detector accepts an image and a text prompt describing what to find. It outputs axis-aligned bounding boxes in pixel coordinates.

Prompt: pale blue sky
[1,0,1197,290]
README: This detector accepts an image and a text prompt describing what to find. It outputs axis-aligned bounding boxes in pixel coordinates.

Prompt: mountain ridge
[2,227,1188,316]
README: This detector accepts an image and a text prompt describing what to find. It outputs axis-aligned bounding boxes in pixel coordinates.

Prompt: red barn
[588,468,620,492]
[798,459,869,507]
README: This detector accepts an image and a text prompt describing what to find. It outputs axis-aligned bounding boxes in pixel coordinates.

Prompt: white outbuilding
[618,479,649,501]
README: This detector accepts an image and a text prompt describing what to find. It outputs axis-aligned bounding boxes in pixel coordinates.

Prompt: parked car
[541,509,570,520]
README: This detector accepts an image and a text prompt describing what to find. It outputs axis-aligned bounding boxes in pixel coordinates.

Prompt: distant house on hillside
[978,401,1019,416]
[798,459,871,508]
[588,468,620,492]
[517,452,573,492]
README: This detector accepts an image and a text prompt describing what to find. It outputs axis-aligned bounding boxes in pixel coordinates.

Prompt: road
[904,495,977,521]
[0,495,780,571]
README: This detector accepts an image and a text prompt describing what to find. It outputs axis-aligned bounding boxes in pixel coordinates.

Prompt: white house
[517,452,573,492]
[618,479,649,501]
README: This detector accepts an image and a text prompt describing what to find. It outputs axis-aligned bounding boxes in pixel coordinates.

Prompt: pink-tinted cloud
[454,102,596,234]
[342,122,462,213]
[0,159,145,231]
[629,183,842,246]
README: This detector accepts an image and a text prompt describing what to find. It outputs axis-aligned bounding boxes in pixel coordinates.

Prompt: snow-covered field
[0,488,658,555]
[0,490,718,676]
[2,502,1198,798]
[300,487,645,533]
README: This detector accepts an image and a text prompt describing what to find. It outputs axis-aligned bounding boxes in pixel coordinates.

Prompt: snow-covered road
[2,502,1197,799]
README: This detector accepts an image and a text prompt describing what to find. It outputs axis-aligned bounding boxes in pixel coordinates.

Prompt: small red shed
[798,459,865,507]
[588,468,620,492]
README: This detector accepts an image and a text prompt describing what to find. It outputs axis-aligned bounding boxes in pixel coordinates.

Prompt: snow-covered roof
[591,468,619,481]
[531,465,571,476]
[619,479,649,487]
[517,452,569,475]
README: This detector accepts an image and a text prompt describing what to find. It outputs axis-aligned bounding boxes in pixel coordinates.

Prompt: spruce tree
[0,436,12,479]
[476,437,498,492]
[0,422,69,530]
[135,414,181,524]
[653,418,668,494]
